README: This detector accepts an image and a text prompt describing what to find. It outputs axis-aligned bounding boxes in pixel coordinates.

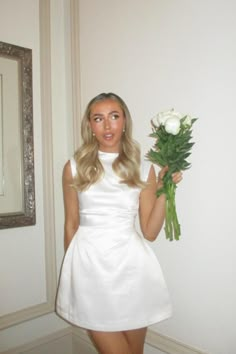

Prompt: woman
[56,93,182,354]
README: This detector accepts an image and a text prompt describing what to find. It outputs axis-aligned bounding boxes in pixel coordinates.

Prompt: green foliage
[147,118,197,241]
[147,121,196,174]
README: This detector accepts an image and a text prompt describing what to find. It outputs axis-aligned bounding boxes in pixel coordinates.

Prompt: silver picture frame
[0,41,35,228]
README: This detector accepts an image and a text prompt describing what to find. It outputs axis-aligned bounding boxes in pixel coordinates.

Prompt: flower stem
[164,181,181,241]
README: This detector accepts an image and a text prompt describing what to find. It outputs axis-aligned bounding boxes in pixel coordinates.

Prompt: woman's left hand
[171,171,183,184]
[157,167,183,190]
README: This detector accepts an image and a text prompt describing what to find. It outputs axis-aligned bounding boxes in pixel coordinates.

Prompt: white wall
[0,0,71,351]
[0,0,47,315]
[1,1,235,353]
[79,1,236,354]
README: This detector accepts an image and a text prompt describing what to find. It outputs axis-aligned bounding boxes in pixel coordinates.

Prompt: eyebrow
[91,110,120,118]
[110,110,119,114]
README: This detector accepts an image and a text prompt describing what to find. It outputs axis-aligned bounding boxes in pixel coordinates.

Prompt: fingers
[157,167,183,185]
[156,166,168,190]
[171,171,183,184]
[157,165,168,181]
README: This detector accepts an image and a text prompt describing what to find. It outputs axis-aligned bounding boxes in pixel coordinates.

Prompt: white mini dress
[56,151,172,331]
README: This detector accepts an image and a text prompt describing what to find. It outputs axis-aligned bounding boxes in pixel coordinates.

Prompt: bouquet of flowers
[147,109,197,241]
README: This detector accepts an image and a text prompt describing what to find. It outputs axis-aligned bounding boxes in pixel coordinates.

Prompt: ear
[123,117,126,132]
[88,119,93,133]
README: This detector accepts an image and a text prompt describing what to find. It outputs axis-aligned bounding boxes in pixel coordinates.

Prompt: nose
[104,118,111,130]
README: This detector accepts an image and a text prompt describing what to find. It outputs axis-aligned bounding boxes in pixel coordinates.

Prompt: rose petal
[165,117,181,135]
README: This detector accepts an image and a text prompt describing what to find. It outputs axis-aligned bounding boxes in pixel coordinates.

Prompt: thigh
[88,330,131,354]
[123,327,147,354]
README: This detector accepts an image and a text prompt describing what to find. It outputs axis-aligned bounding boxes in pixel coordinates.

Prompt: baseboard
[1,325,208,354]
[72,327,98,353]
[146,329,208,354]
[72,327,208,354]
[0,327,72,354]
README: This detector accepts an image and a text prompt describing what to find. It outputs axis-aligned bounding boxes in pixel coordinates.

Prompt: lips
[103,133,113,140]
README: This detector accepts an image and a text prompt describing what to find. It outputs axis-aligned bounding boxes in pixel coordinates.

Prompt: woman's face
[89,99,125,152]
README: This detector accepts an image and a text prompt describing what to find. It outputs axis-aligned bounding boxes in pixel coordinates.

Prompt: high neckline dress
[56,151,172,331]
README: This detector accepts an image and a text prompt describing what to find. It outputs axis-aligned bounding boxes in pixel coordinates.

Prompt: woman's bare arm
[139,165,182,242]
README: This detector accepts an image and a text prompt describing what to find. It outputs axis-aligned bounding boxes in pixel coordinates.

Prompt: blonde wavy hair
[74,93,146,191]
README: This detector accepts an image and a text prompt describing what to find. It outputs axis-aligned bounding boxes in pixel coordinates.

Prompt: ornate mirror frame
[0,41,35,229]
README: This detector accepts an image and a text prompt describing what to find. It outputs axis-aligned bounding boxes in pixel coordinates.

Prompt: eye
[93,116,103,123]
[111,114,119,120]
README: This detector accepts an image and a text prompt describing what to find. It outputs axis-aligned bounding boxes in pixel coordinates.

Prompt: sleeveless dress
[56,151,172,331]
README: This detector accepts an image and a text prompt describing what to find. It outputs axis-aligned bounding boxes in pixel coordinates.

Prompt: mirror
[0,41,35,229]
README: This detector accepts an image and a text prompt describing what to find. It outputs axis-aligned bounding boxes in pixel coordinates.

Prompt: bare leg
[88,330,131,354]
[88,327,147,354]
[124,327,147,354]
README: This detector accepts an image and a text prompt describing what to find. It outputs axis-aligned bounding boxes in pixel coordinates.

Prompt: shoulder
[63,158,77,182]
[66,157,77,174]
[63,161,72,182]
[140,158,154,182]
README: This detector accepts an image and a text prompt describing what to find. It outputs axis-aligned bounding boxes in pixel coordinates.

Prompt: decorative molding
[72,326,96,349]
[0,326,209,354]
[0,0,57,330]
[38,0,57,314]
[1,327,72,354]
[146,329,208,354]
[0,41,35,228]
[70,0,82,151]
[72,327,208,354]
[72,326,98,353]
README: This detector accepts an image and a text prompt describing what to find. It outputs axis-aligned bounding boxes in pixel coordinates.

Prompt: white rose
[164,117,181,135]
[155,109,182,126]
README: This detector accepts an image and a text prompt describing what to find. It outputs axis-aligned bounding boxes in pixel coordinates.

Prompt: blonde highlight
[74,93,146,191]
